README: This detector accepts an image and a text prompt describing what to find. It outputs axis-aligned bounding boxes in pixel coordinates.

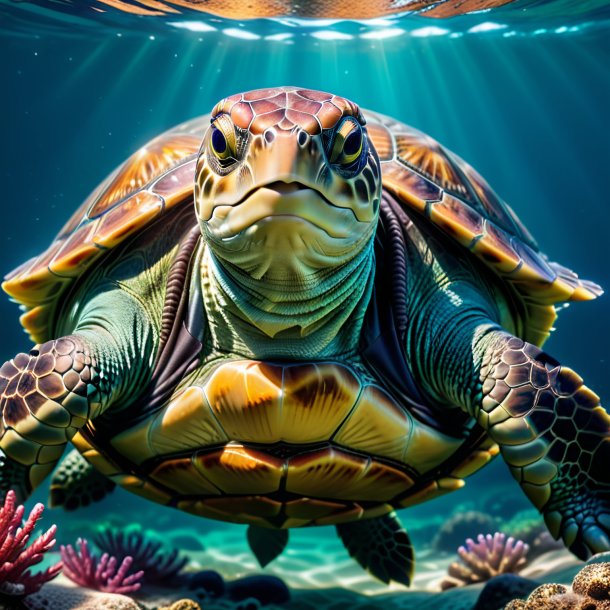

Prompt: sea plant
[0,489,62,600]
[441,532,529,590]
[93,527,188,584]
[60,538,144,594]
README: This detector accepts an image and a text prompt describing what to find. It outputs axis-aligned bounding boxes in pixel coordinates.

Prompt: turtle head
[195,87,381,279]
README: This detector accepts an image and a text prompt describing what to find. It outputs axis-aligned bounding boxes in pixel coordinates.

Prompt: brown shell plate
[3,109,602,345]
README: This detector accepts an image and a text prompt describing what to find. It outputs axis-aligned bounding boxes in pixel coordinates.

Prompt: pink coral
[441,532,530,590]
[60,539,144,594]
[0,489,62,598]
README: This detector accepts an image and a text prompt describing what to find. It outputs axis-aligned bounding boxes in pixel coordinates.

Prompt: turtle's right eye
[211,127,228,157]
[209,115,236,162]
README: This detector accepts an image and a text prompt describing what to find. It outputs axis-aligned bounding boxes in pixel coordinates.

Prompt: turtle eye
[209,114,236,162]
[329,118,364,167]
[211,127,228,157]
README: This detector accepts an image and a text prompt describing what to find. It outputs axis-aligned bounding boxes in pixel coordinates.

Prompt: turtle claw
[583,525,610,556]
[548,489,610,560]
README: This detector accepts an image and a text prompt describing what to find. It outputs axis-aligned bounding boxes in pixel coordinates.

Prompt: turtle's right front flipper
[0,336,109,501]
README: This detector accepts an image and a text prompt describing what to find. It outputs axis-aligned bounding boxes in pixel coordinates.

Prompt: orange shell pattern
[3,88,602,346]
[89,0,515,20]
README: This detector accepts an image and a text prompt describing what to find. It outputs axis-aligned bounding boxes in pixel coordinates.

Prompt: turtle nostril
[264,129,276,144]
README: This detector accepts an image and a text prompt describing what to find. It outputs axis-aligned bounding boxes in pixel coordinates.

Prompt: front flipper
[0,337,108,501]
[336,512,415,586]
[247,525,289,567]
[475,333,610,560]
[417,310,610,564]
[50,448,116,510]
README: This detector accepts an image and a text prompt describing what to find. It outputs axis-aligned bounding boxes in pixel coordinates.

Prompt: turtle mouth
[240,180,336,206]
[206,180,360,240]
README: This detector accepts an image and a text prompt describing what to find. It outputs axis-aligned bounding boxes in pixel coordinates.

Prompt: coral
[505,562,610,609]
[433,511,498,553]
[60,539,143,594]
[158,601,202,610]
[505,563,610,610]
[441,532,529,590]
[0,489,62,599]
[25,583,143,610]
[94,527,188,585]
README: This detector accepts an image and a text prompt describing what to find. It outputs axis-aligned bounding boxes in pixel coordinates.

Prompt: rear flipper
[473,331,610,560]
[50,448,116,510]
[247,525,289,567]
[336,512,415,586]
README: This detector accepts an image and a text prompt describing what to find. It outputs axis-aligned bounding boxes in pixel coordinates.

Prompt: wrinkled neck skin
[200,238,376,361]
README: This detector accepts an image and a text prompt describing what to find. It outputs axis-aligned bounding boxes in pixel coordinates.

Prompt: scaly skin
[201,239,376,361]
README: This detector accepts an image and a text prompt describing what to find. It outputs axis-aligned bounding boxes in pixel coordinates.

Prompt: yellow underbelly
[73,359,496,527]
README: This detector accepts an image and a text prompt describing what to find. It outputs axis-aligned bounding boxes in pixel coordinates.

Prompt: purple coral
[93,528,188,584]
[60,538,144,594]
[441,532,529,590]
[0,489,62,598]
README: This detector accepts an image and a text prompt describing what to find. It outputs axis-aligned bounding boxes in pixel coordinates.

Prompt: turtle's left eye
[328,118,364,168]
[209,114,237,163]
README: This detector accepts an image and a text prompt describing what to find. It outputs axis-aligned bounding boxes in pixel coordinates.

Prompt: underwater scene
[1,1,610,609]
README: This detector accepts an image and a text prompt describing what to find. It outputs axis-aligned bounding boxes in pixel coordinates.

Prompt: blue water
[0,2,609,606]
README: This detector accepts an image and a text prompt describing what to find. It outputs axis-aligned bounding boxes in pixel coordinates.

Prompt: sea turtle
[1,86,608,585]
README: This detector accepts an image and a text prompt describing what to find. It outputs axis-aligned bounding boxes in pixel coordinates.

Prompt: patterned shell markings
[364,111,602,346]
[2,132,202,342]
[90,0,516,20]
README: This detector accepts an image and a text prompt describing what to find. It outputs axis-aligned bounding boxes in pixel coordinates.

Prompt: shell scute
[92,192,164,249]
[87,134,200,219]
[49,220,102,278]
[429,193,485,248]
[383,162,442,211]
[471,220,521,274]
[366,121,394,161]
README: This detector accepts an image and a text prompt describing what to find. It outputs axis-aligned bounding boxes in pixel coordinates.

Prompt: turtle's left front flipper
[336,512,415,586]
[463,329,610,560]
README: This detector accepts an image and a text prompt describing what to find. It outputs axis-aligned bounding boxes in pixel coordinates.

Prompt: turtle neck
[200,238,376,361]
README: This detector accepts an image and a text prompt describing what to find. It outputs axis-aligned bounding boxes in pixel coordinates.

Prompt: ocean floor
[22,528,585,610]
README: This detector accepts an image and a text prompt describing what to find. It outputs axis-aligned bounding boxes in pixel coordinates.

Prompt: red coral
[60,538,144,594]
[0,489,62,598]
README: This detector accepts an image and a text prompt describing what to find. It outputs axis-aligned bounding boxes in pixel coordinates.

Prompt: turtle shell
[365,110,602,346]
[2,118,209,342]
[4,109,602,347]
